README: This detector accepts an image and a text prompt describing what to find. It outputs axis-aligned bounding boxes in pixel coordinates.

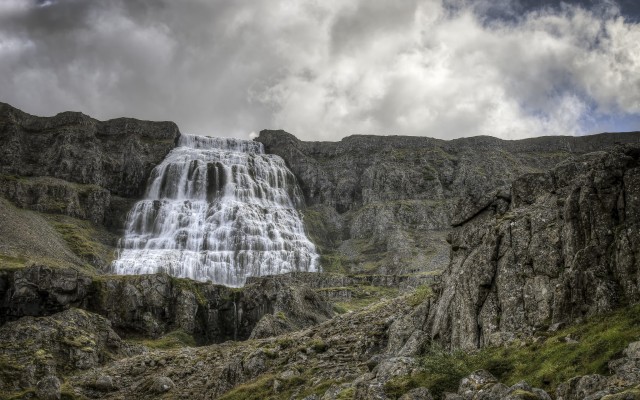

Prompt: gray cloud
[0,0,638,141]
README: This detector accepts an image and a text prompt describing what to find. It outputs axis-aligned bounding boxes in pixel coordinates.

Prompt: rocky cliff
[384,144,640,355]
[257,130,640,276]
[0,102,180,270]
[0,102,179,238]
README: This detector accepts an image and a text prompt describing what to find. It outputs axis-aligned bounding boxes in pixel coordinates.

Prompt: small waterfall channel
[111,134,319,287]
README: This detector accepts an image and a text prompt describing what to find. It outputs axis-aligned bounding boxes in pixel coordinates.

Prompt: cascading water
[111,134,319,287]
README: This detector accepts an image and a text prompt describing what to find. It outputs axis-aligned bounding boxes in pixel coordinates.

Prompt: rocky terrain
[256,130,640,276]
[1,103,640,399]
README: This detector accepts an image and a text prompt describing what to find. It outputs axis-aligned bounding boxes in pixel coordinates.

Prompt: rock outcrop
[0,265,333,344]
[0,101,179,252]
[256,129,640,275]
[387,144,640,352]
[0,308,137,392]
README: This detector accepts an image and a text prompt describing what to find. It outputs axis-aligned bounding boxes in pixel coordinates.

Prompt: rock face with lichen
[0,102,179,234]
[386,144,640,353]
[256,129,640,276]
[0,265,333,344]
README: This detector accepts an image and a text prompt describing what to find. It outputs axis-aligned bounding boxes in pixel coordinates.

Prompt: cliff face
[386,144,640,353]
[0,103,180,269]
[0,102,179,198]
[0,102,179,240]
[256,130,640,275]
[428,144,640,350]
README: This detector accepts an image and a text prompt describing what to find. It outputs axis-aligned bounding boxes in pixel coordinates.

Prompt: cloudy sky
[0,0,639,141]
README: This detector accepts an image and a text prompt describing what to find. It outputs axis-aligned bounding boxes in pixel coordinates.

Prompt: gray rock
[93,375,116,392]
[399,387,434,400]
[426,145,640,350]
[36,375,61,400]
[375,357,417,383]
[150,376,174,394]
[0,308,130,391]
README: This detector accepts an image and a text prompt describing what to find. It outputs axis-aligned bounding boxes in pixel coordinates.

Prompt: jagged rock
[354,380,389,400]
[457,371,551,400]
[92,375,116,392]
[458,370,499,398]
[387,300,431,356]
[0,308,131,391]
[0,265,93,324]
[0,267,335,360]
[556,341,640,400]
[375,357,418,383]
[425,145,640,350]
[0,176,111,225]
[149,376,174,394]
[36,375,61,400]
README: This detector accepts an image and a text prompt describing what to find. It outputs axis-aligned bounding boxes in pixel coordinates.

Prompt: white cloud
[0,0,638,141]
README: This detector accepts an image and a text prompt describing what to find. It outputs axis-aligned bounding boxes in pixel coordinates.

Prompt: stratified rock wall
[0,102,179,228]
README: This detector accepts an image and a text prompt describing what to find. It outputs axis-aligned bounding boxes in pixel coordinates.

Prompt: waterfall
[111,134,319,287]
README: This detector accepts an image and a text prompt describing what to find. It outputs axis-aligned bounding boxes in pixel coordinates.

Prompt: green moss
[331,285,400,312]
[0,254,28,269]
[319,252,351,274]
[169,276,209,306]
[384,304,640,399]
[336,387,355,399]
[309,339,328,353]
[407,284,433,307]
[129,330,197,350]
[602,387,640,399]
[50,222,101,261]
[276,311,287,321]
[510,389,542,400]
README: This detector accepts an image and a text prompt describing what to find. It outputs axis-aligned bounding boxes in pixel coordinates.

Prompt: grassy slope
[0,196,116,272]
[385,304,640,398]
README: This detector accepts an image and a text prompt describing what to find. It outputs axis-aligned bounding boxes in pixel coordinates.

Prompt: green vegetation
[48,217,110,266]
[309,339,328,353]
[385,304,640,399]
[324,285,400,312]
[318,252,351,274]
[128,330,197,350]
[407,284,433,307]
[217,368,345,400]
[0,254,28,269]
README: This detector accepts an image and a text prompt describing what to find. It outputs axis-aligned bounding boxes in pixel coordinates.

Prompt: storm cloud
[0,0,638,140]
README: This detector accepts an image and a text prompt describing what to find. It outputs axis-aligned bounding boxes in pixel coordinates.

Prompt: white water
[111,134,319,287]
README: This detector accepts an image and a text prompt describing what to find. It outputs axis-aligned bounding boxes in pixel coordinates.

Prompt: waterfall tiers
[111,134,319,287]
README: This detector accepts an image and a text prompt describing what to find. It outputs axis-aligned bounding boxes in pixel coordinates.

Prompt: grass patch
[331,285,400,312]
[319,252,351,274]
[129,330,197,350]
[407,284,433,307]
[217,369,344,400]
[50,221,103,262]
[385,304,640,399]
[0,254,28,269]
